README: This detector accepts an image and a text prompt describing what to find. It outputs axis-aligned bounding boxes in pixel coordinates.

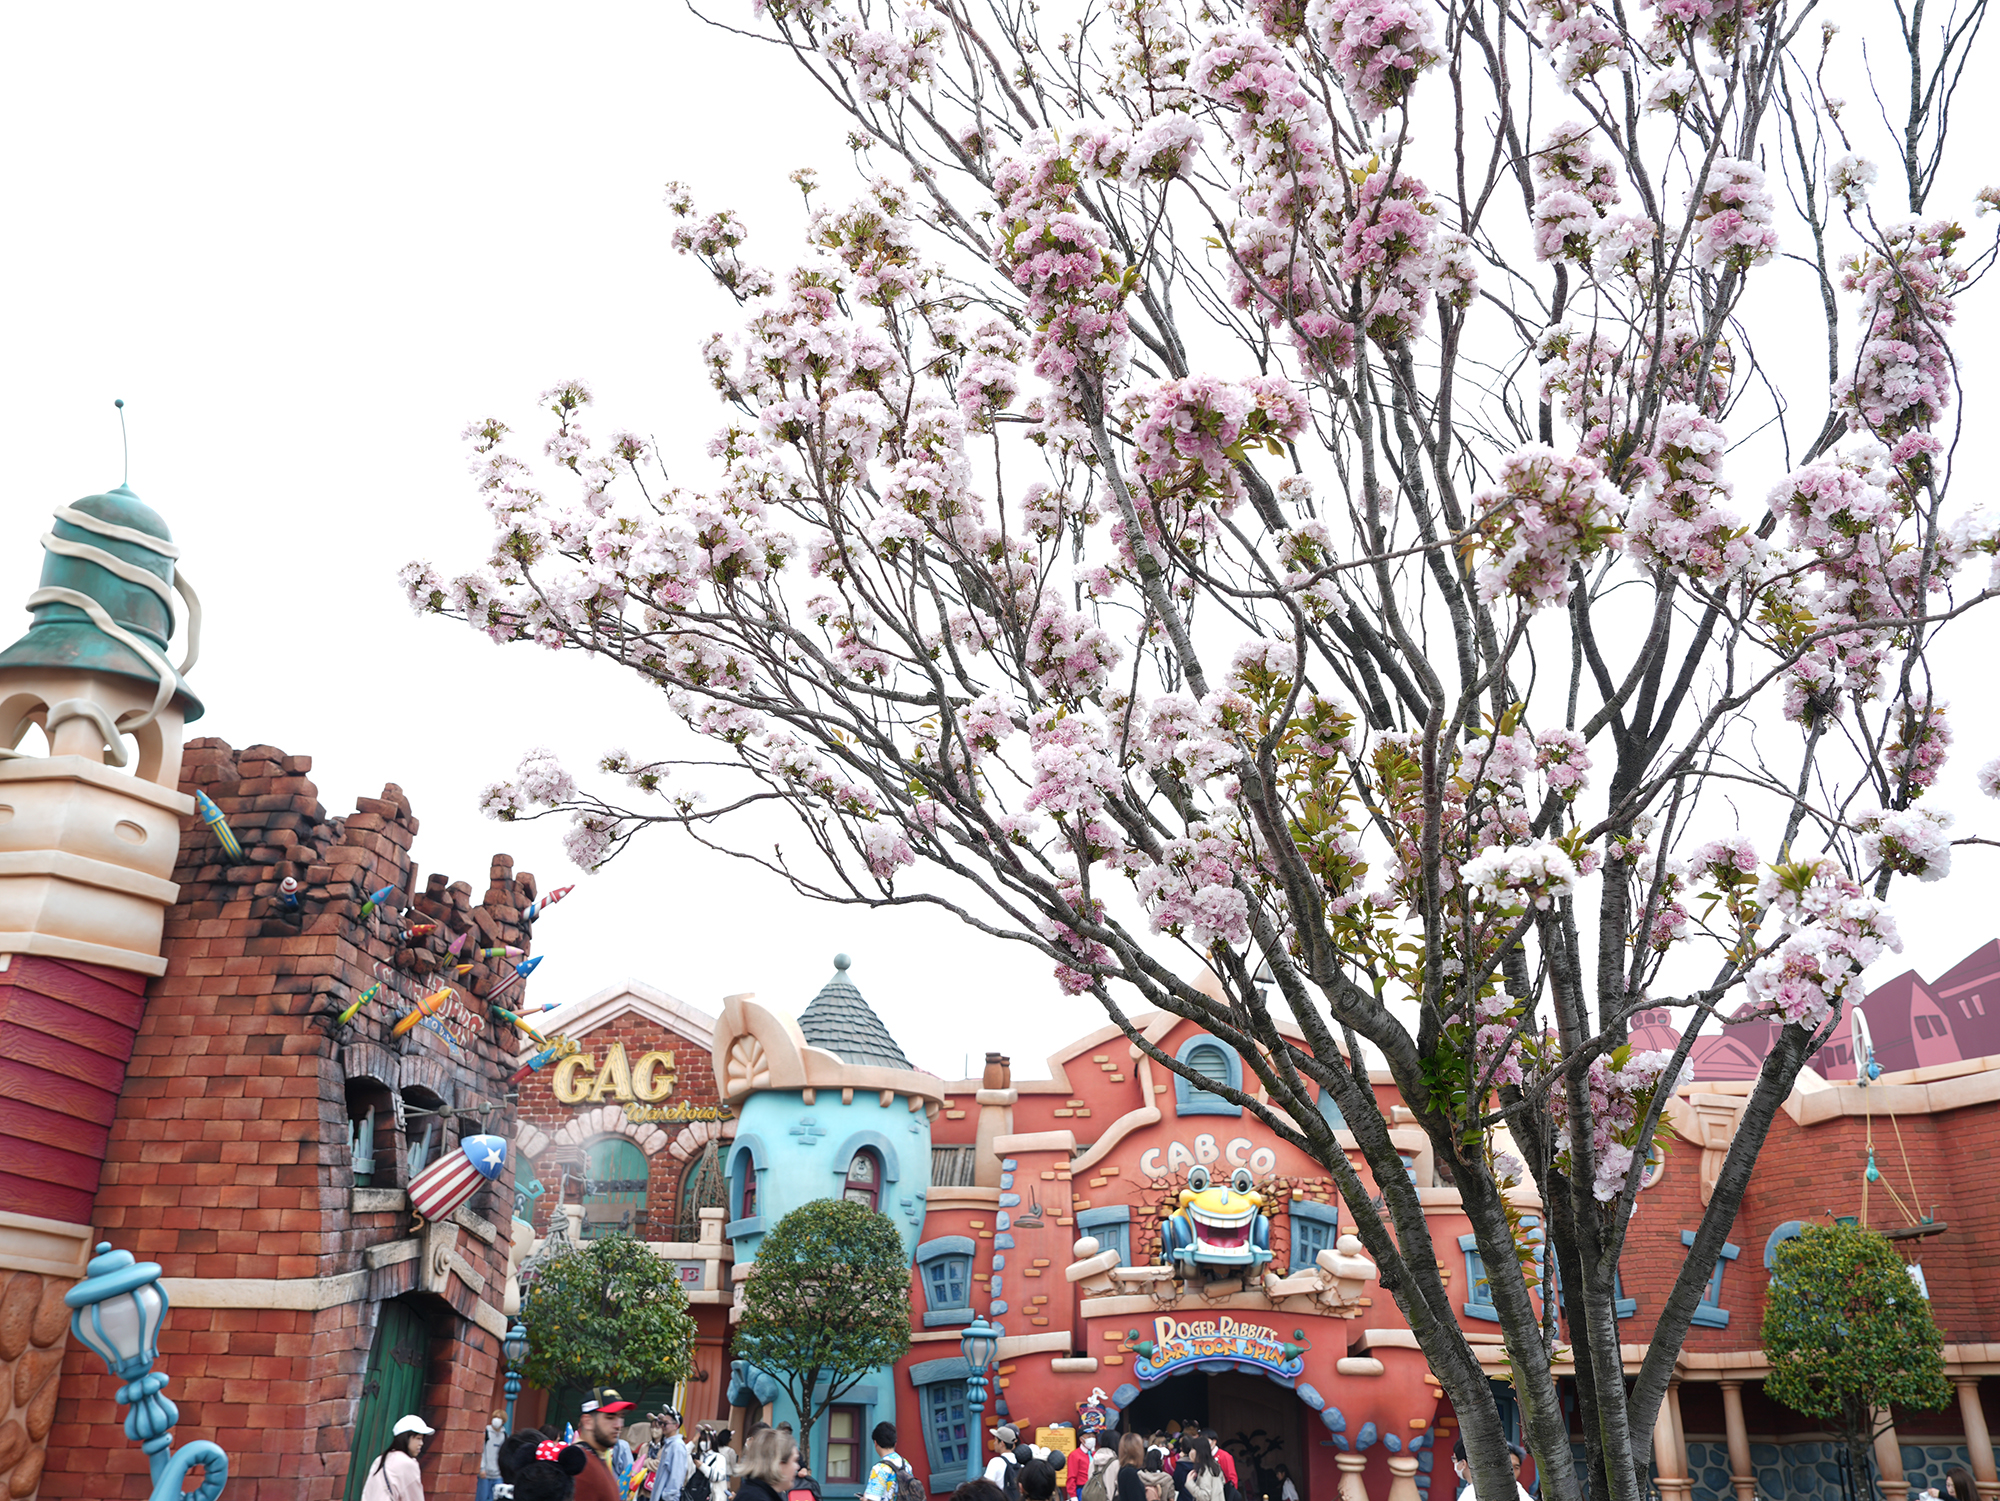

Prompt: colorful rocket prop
[477,946,523,961]
[193,790,243,862]
[404,923,438,938]
[509,1034,577,1084]
[447,931,469,957]
[334,982,383,1027]
[408,1133,508,1226]
[278,876,301,910]
[490,1005,546,1039]
[359,885,394,919]
[391,985,457,1038]
[523,885,574,922]
[488,954,543,1001]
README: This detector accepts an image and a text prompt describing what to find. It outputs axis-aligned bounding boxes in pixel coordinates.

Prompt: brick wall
[40,739,538,1501]
[516,1010,725,1240]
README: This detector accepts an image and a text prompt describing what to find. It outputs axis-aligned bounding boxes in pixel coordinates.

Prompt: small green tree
[521,1232,697,1393]
[1763,1222,1950,1496]
[734,1197,914,1462]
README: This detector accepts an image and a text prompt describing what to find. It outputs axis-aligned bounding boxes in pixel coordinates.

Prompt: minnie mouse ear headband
[535,1443,588,1475]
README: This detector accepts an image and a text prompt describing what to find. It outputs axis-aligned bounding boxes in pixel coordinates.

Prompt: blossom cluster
[992,139,1133,416]
[1835,219,1966,469]
[1550,1047,1691,1203]
[1744,857,1902,1029]
[1471,447,1625,608]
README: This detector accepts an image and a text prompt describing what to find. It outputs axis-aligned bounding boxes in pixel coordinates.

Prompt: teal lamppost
[959,1315,1000,1484]
[64,1242,229,1501]
[503,1321,529,1431]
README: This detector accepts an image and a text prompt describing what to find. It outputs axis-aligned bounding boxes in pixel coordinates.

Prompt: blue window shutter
[920,1379,971,1491]
[1174,1037,1244,1117]
[1680,1230,1740,1328]
[1290,1202,1341,1272]
[1458,1233,1497,1321]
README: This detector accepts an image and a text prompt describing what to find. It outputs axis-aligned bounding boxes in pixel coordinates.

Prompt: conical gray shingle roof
[798,954,913,1069]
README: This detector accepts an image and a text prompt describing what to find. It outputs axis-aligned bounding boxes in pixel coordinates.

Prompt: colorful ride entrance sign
[1132,1315,1305,1383]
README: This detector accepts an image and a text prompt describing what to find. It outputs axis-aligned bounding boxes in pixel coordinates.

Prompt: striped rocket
[408,1133,509,1224]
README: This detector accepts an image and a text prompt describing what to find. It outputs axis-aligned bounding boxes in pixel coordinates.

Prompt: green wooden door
[345,1299,434,1501]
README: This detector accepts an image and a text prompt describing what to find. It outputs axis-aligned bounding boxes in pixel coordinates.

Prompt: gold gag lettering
[589,1042,634,1103]
[552,1052,595,1103]
[633,1050,678,1102]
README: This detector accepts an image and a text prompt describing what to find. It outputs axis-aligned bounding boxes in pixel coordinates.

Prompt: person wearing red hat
[573,1389,634,1501]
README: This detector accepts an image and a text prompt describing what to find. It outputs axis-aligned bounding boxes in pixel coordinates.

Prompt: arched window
[676,1141,728,1241]
[844,1148,883,1211]
[1173,1036,1243,1118]
[582,1137,650,1239]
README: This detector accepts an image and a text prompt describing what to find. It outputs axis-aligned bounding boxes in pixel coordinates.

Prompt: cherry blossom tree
[407,0,1998,1495]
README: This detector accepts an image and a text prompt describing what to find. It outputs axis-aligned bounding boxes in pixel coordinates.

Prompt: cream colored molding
[926,1188,1003,1211]
[0,1209,94,1279]
[516,1122,551,1159]
[162,1269,368,1312]
[1354,1328,1421,1352]
[0,752,195,812]
[1665,1092,1750,1205]
[452,1205,501,1246]
[996,1331,1073,1359]
[1787,1066,2000,1125]
[0,848,178,904]
[993,1131,1077,1156]
[352,1188,408,1214]
[469,1294,509,1338]
[0,929,170,976]
[365,1237,420,1270]
[551,1103,670,1156]
[1051,1357,1100,1374]
[525,977,721,1060]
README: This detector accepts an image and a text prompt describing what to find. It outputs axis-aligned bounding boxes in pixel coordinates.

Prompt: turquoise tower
[711,957,943,1485]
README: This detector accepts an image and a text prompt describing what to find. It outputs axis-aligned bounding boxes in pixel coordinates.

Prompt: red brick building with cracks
[1,735,538,1501]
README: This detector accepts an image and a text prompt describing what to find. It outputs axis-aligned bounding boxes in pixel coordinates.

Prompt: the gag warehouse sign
[1134,1315,1305,1382]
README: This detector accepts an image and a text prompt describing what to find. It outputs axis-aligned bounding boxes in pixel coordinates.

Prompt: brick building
[507,980,737,1431]
[0,485,535,1499]
[678,968,2000,1501]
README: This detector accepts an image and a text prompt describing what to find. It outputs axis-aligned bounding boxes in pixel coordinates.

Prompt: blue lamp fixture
[503,1321,530,1431]
[64,1241,228,1501]
[959,1315,1000,1483]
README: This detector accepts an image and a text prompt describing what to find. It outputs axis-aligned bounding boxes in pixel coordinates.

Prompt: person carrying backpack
[1080,1449,1116,1501]
[863,1423,925,1501]
[983,1427,1023,1498]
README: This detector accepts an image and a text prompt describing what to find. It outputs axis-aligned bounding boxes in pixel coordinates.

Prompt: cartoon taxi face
[1161,1165,1274,1271]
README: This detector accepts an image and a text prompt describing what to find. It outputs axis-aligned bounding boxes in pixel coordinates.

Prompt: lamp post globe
[66,1241,168,1380]
[959,1315,1000,1484]
[503,1321,530,1431]
[64,1241,230,1501]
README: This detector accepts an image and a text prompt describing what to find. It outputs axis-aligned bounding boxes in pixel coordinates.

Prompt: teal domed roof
[0,485,202,720]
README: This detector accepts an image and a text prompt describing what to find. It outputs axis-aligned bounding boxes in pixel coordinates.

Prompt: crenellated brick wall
[37,738,542,1501]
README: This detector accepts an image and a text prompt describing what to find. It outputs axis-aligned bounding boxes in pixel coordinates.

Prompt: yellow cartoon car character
[1160,1165,1273,1272]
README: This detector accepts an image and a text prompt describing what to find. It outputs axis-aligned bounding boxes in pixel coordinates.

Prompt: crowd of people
[963,1419,1296,1501]
[363,1401,1322,1501]
[358,1396,1993,1501]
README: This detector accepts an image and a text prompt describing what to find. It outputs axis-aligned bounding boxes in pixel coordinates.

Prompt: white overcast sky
[1,3,1996,1081]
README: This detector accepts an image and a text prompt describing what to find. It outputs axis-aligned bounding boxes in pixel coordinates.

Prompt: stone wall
[38,739,536,1501]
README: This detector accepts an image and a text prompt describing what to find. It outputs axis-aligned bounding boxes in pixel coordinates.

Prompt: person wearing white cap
[359,1414,435,1501]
